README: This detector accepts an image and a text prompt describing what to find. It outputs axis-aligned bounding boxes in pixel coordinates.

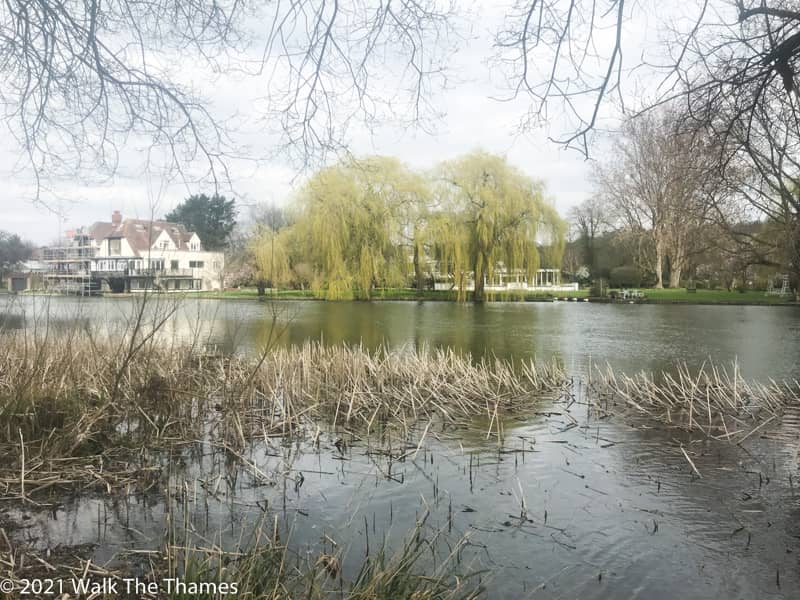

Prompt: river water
[2,295,800,598]
[3,295,800,378]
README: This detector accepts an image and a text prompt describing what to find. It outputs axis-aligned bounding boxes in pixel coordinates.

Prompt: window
[109,238,121,255]
[189,261,204,269]
[150,259,164,271]
[212,261,220,270]
[190,241,199,251]
[171,260,179,271]
[159,240,169,250]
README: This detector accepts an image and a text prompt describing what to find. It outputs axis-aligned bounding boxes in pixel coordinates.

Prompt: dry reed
[0,330,565,499]
[587,361,800,443]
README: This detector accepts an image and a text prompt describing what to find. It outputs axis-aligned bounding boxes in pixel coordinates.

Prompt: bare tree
[709,104,800,292]
[260,1,459,167]
[595,108,716,288]
[568,196,609,279]
[492,2,800,151]
[1,1,243,190]
[1,0,459,195]
[494,1,800,291]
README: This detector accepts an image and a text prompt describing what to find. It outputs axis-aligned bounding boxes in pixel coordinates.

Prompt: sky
[1,1,644,245]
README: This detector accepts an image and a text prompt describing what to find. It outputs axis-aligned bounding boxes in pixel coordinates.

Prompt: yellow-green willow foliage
[538,204,568,268]
[292,157,421,299]
[357,156,432,293]
[250,226,292,288]
[426,212,471,301]
[433,151,566,302]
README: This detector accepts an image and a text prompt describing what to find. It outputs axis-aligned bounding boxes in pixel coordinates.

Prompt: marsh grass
[587,361,800,442]
[0,506,483,599]
[150,511,483,600]
[0,322,566,500]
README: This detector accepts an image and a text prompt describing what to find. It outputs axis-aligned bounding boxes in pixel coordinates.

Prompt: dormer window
[159,240,169,250]
[190,241,199,251]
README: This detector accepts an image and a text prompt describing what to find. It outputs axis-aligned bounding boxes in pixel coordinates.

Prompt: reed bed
[587,361,800,442]
[0,330,565,499]
[0,509,483,599]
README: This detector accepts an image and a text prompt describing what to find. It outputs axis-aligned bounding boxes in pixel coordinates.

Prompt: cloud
[3,2,596,244]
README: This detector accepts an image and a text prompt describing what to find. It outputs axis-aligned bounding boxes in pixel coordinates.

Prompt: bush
[590,278,608,297]
[609,266,642,288]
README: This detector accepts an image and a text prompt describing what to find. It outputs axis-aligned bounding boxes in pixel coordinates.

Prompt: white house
[88,211,224,292]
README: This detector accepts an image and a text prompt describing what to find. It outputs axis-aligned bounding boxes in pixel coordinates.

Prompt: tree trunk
[256,280,266,296]
[668,266,682,289]
[791,227,800,301]
[473,254,486,303]
[668,249,684,288]
[654,245,664,289]
[413,243,424,296]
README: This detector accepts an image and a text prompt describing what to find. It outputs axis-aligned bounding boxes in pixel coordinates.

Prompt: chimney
[111,210,122,225]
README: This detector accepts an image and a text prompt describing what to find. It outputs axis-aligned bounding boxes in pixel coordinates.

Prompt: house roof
[88,218,200,256]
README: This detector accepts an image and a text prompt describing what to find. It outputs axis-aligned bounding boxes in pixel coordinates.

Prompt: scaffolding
[42,232,100,296]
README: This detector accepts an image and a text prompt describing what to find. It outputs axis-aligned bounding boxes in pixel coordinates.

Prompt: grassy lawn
[184,286,795,304]
[629,288,795,304]
[195,288,314,299]
[195,287,590,302]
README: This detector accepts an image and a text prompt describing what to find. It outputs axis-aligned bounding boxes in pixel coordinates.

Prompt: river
[2,295,800,598]
[3,295,799,378]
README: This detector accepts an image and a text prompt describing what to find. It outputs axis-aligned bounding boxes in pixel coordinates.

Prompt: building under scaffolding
[39,212,224,294]
[41,230,101,296]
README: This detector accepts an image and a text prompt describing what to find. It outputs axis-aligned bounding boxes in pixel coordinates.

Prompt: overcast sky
[1,1,631,245]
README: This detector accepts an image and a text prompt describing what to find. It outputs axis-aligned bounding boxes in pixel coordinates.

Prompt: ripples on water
[6,391,800,599]
[2,296,800,597]
[3,296,800,379]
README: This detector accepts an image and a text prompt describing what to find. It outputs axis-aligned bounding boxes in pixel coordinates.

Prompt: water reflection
[9,394,800,599]
[3,294,800,597]
[3,296,798,380]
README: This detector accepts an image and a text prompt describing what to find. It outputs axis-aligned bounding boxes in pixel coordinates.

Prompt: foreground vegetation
[0,321,562,597]
[1,508,483,600]
[589,361,800,444]
[0,329,566,499]
[1,310,799,596]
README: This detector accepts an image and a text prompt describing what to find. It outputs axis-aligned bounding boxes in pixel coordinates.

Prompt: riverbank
[4,286,798,305]
[194,288,587,302]
[189,287,800,305]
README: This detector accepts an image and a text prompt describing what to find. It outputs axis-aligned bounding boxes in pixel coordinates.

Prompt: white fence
[434,282,579,292]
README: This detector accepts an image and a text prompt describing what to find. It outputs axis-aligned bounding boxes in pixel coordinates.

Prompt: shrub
[609,265,642,288]
[590,278,608,297]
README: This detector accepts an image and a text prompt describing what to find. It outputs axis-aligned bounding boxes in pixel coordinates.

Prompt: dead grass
[587,361,800,443]
[0,509,483,599]
[0,330,566,500]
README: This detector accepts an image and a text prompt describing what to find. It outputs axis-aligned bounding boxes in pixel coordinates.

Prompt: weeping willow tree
[433,151,566,302]
[354,156,432,294]
[538,204,568,269]
[426,211,472,301]
[250,227,293,293]
[293,158,415,299]
[250,152,563,301]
